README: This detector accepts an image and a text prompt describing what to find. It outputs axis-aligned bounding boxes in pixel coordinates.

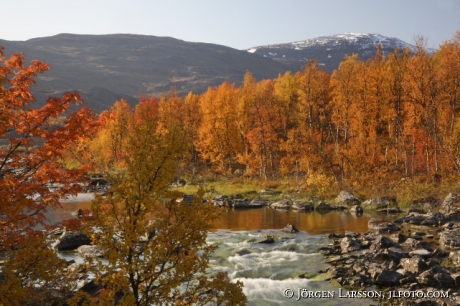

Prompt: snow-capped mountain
[247,33,425,72]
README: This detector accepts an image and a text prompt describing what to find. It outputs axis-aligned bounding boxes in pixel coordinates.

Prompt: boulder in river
[281,223,299,233]
[368,218,400,233]
[439,228,460,249]
[369,235,401,252]
[335,191,361,206]
[362,196,396,210]
[400,257,429,275]
[291,201,314,211]
[340,236,361,253]
[270,199,291,210]
[349,205,363,214]
[77,245,105,258]
[440,193,460,215]
[315,201,334,212]
[56,231,92,251]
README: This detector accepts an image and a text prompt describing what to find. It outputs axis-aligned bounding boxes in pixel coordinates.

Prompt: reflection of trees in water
[51,203,389,234]
[45,201,92,225]
[212,207,371,234]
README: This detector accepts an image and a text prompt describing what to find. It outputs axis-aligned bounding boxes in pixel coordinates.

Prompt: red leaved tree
[0,47,97,305]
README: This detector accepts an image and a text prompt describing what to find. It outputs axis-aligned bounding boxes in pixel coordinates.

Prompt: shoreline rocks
[56,231,92,251]
[320,208,460,305]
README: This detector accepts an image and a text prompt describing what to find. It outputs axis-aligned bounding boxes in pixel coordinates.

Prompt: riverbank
[50,186,460,305]
[317,193,460,306]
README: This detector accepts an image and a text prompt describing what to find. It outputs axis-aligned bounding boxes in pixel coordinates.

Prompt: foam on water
[56,228,374,305]
[208,230,372,305]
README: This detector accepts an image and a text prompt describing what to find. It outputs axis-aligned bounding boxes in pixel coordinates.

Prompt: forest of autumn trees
[69,32,460,193]
[0,48,246,305]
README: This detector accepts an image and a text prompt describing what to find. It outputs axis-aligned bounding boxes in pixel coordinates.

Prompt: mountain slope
[247,33,421,72]
[0,33,428,112]
[0,34,290,111]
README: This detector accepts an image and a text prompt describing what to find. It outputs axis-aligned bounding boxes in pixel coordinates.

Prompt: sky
[1,0,459,50]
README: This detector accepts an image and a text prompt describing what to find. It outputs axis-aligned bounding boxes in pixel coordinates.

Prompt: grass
[172,172,460,209]
[173,178,261,197]
[172,175,294,201]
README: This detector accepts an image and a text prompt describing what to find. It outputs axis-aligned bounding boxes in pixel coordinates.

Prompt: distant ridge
[246,33,429,72]
[0,33,289,112]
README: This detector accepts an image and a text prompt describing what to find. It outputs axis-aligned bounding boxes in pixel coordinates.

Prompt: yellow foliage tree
[76,106,246,305]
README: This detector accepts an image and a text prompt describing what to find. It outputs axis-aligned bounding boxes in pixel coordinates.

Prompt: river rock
[431,248,449,258]
[249,198,266,207]
[56,231,92,250]
[440,193,460,214]
[291,201,314,211]
[390,233,407,244]
[77,245,105,258]
[270,199,291,210]
[315,201,333,212]
[375,270,404,286]
[362,196,396,210]
[349,205,363,214]
[411,196,439,213]
[418,266,455,288]
[212,195,230,207]
[260,189,282,195]
[232,198,266,209]
[370,235,401,252]
[439,228,460,249]
[373,247,408,262]
[376,207,401,214]
[449,251,460,266]
[237,249,251,256]
[67,262,86,274]
[409,249,431,257]
[340,236,361,253]
[281,223,299,233]
[452,272,460,286]
[258,236,275,244]
[335,191,361,206]
[400,257,429,275]
[368,218,400,233]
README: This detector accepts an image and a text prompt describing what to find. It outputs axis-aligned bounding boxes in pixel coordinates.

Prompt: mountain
[246,33,422,73]
[0,34,290,112]
[0,33,426,112]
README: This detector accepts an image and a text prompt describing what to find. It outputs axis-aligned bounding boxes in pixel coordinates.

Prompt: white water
[207,230,371,305]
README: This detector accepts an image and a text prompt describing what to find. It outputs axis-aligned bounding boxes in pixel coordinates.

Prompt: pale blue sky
[1,0,459,49]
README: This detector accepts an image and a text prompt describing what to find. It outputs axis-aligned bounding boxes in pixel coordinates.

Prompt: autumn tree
[245,79,280,178]
[330,54,363,181]
[197,82,243,173]
[0,47,97,305]
[384,47,411,175]
[404,40,444,176]
[436,32,460,172]
[182,91,202,169]
[282,59,333,184]
[80,104,246,306]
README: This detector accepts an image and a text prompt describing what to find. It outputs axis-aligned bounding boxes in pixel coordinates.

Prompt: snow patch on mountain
[247,33,421,54]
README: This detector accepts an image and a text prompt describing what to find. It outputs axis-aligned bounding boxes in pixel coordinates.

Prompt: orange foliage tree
[77,102,246,306]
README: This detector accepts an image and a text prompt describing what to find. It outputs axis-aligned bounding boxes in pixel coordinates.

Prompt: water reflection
[214,207,370,234]
[47,201,373,234]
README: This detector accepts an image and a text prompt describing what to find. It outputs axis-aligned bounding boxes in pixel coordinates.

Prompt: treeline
[66,32,460,189]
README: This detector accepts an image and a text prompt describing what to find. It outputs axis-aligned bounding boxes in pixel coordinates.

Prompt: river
[49,195,398,305]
